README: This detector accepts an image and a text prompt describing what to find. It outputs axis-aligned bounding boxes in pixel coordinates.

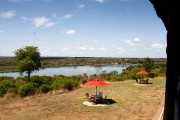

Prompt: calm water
[0,64,129,78]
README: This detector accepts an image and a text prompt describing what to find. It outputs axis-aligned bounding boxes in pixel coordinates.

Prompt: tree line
[0,46,166,73]
[0,46,166,98]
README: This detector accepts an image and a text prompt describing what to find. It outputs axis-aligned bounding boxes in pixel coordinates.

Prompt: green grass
[0,78,166,120]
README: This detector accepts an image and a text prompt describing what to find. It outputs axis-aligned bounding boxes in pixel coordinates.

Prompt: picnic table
[90,94,103,104]
[137,78,149,84]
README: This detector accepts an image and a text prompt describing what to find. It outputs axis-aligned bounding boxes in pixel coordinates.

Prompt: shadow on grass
[106,99,116,104]
[139,82,153,85]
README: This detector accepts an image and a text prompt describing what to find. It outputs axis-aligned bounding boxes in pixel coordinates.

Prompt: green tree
[14,46,41,81]
[143,57,154,73]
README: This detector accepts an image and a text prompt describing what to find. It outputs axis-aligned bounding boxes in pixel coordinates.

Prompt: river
[0,64,129,78]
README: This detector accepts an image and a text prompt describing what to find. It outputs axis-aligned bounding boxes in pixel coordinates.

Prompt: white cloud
[0,11,16,18]
[117,47,125,53]
[124,39,131,44]
[65,29,76,35]
[112,44,117,47]
[99,47,107,51]
[89,47,95,50]
[151,43,164,49]
[95,0,106,3]
[133,37,140,42]
[131,48,138,51]
[156,49,161,52]
[128,42,135,46]
[144,47,149,50]
[62,48,68,52]
[123,37,143,46]
[78,45,88,50]
[93,40,100,43]
[0,30,3,33]
[78,4,85,9]
[124,39,135,46]
[44,22,56,28]
[61,47,76,55]
[32,17,49,28]
[41,47,50,55]
[21,16,56,28]
[20,16,29,21]
[62,48,70,53]
[63,14,73,19]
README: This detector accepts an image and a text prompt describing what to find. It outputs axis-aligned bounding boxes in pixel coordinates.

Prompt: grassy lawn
[0,77,165,120]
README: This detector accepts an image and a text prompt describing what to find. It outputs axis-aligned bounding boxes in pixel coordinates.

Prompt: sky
[0,0,167,58]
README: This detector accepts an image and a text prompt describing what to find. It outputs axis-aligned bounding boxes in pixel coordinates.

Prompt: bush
[110,75,125,82]
[0,88,6,97]
[18,82,36,97]
[148,73,156,78]
[126,73,139,80]
[0,79,15,97]
[70,75,83,82]
[30,75,42,87]
[108,70,118,76]
[81,78,88,84]
[0,76,14,82]
[20,76,29,81]
[105,76,111,81]
[40,76,52,84]
[39,84,51,93]
[51,78,80,91]
[28,75,53,90]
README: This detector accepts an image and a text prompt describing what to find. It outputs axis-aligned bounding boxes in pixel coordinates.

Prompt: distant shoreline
[0,57,166,73]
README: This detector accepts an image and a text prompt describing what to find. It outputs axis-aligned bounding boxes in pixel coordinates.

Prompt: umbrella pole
[96,86,97,97]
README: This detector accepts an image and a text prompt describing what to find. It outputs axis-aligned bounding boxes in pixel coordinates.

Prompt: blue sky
[0,0,166,58]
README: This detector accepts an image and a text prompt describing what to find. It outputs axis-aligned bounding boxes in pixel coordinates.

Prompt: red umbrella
[136,70,149,80]
[136,70,149,75]
[85,78,109,96]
